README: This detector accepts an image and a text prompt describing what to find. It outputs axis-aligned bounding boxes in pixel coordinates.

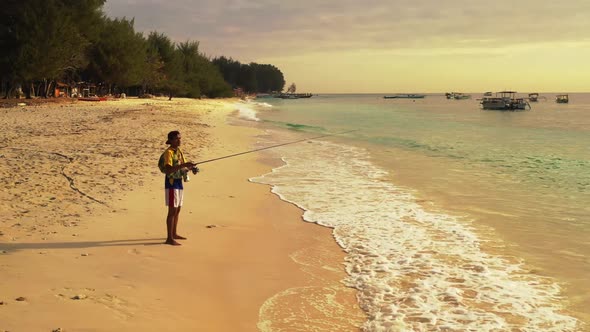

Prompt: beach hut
[54,82,70,97]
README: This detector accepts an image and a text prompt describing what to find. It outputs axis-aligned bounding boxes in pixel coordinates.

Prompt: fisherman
[160,130,197,246]
[157,129,354,245]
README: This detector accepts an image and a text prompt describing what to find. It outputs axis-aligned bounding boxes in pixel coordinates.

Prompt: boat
[528,93,539,102]
[275,82,313,99]
[446,92,471,100]
[556,94,569,103]
[383,94,426,99]
[480,91,531,110]
[275,93,313,99]
[484,92,493,96]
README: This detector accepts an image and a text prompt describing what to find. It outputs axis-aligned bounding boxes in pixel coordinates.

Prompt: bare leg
[165,206,181,245]
[173,206,186,240]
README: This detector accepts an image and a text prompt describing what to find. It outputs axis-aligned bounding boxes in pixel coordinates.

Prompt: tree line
[0,0,285,99]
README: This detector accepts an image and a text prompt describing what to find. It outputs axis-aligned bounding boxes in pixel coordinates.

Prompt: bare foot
[173,235,187,240]
[165,239,181,246]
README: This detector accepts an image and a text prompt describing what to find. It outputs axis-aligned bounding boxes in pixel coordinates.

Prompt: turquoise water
[244,94,590,331]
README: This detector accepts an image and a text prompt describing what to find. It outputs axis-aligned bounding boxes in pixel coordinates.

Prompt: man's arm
[164,162,196,175]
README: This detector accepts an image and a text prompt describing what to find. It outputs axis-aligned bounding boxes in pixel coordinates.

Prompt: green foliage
[175,41,202,97]
[251,63,285,93]
[0,1,278,99]
[213,56,241,88]
[213,57,285,93]
[142,38,232,98]
[171,41,233,98]
[3,0,89,82]
[0,0,20,80]
[85,17,147,89]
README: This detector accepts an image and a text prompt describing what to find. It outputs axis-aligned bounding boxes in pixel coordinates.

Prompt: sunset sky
[104,0,590,93]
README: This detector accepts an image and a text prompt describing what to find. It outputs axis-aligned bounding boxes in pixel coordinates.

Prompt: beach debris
[71,294,87,300]
[0,301,5,305]
[1,250,7,254]
[81,253,89,256]
[52,328,64,332]
[15,297,26,302]
[205,225,217,228]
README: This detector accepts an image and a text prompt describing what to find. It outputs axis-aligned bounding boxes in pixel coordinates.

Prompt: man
[161,130,197,246]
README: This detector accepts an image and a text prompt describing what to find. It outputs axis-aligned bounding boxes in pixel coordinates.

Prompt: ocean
[239,93,589,331]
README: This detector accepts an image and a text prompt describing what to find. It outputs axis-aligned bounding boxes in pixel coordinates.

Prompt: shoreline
[238,100,588,330]
[0,98,365,331]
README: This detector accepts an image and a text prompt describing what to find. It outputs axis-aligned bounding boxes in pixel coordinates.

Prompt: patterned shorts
[165,188,184,208]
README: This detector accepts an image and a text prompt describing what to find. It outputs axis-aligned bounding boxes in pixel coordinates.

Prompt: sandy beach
[0,98,364,331]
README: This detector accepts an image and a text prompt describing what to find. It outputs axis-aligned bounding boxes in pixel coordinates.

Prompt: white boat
[446,92,471,100]
[480,91,531,110]
[528,93,539,102]
[384,94,426,99]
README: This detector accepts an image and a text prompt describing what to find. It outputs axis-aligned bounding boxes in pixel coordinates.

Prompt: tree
[286,83,296,94]
[1,0,278,99]
[0,0,20,97]
[237,64,257,93]
[85,17,147,93]
[212,56,241,88]
[175,41,203,98]
[145,32,186,99]
[251,63,285,93]
[213,58,285,93]
[1,0,107,98]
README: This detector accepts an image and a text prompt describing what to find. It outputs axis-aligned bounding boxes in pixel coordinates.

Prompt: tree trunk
[36,81,43,97]
[3,81,12,99]
[1,80,5,99]
[42,79,47,97]
[26,81,34,99]
[45,80,54,98]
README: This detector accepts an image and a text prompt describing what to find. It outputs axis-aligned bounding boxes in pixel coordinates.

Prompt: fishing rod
[192,129,357,166]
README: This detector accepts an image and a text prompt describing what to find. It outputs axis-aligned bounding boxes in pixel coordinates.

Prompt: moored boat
[480,91,530,110]
[528,93,539,102]
[384,94,426,99]
[446,92,471,100]
[275,93,313,99]
[555,94,569,103]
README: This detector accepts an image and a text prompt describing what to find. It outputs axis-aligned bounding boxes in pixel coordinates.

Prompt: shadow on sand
[0,238,165,253]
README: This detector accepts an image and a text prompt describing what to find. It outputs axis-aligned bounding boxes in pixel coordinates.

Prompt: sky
[104,0,590,93]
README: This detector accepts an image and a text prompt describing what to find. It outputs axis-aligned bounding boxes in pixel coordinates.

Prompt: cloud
[104,0,590,60]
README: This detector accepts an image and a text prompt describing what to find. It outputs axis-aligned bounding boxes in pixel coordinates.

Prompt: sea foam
[251,139,580,331]
[235,102,261,121]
